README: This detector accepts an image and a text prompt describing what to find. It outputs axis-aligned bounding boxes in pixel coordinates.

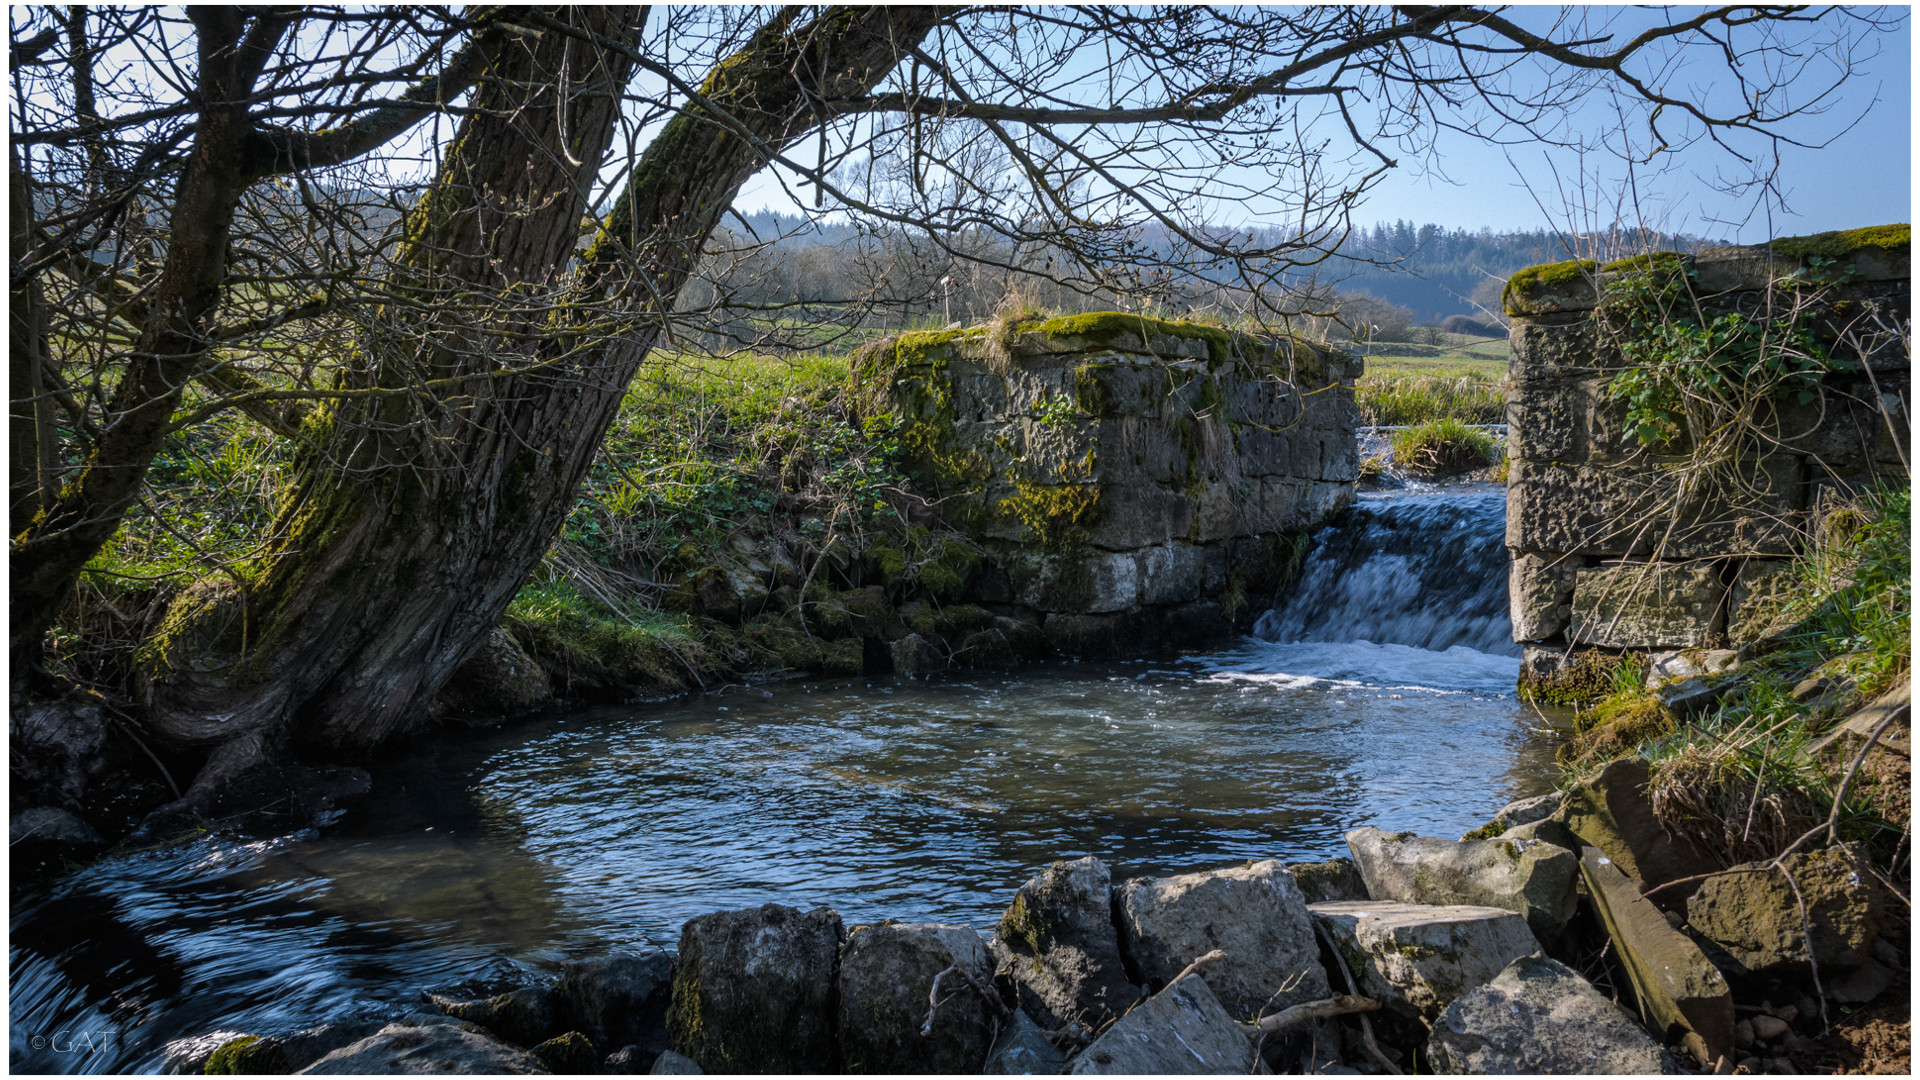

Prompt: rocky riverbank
[169,752,1907,1075]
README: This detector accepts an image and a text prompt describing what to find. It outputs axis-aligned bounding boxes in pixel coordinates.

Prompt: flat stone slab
[1115,859,1330,1018]
[1427,954,1671,1074]
[1579,846,1733,1065]
[1068,974,1257,1074]
[297,1021,548,1074]
[1346,827,1577,943]
[1307,901,1540,1020]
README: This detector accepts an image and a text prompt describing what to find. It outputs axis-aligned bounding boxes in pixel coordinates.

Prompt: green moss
[821,637,865,675]
[1074,363,1117,417]
[1769,223,1910,260]
[998,481,1103,552]
[1600,251,1689,276]
[667,969,707,1063]
[1503,259,1598,313]
[1519,648,1639,707]
[1032,311,1234,364]
[1460,816,1510,843]
[868,544,908,585]
[997,893,1049,971]
[205,1035,289,1075]
[531,1032,599,1073]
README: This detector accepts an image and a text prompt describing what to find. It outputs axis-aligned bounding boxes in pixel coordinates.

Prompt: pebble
[1735,1056,1761,1075]
[1774,1004,1798,1023]
[1734,1019,1755,1049]
[1750,1015,1789,1041]
[1763,1057,1795,1075]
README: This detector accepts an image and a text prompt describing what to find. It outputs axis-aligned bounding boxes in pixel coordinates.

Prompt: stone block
[1230,377,1303,429]
[1504,378,1589,463]
[1094,417,1186,484]
[1505,264,1601,317]
[1067,974,1257,1074]
[1579,847,1733,1064]
[1085,484,1193,550]
[838,922,1000,1074]
[1426,954,1670,1075]
[1076,359,1169,418]
[1345,827,1578,944]
[1016,419,1099,479]
[667,904,843,1073]
[1136,543,1207,606]
[1507,456,1805,558]
[1509,551,1580,642]
[989,856,1140,1033]
[1306,901,1540,1021]
[1560,757,1717,890]
[1114,860,1329,1018]
[1287,858,1369,904]
[1043,611,1158,661]
[1686,846,1886,980]
[1001,367,1073,414]
[1010,551,1140,614]
[1567,561,1724,649]
[1508,316,1619,382]
[1190,478,1258,543]
[1161,600,1233,643]
[1201,544,1230,593]
[1232,423,1291,475]
[1728,559,1797,646]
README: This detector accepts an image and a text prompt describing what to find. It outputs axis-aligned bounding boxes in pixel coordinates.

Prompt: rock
[1657,675,1740,717]
[603,1045,649,1074]
[297,1021,548,1074]
[531,1032,599,1074]
[1749,1015,1788,1041]
[667,903,843,1073]
[441,628,553,717]
[1579,846,1733,1064]
[648,1049,702,1074]
[1807,683,1911,758]
[10,805,104,847]
[1115,860,1329,1017]
[1425,953,1670,1074]
[1686,846,1885,979]
[1560,757,1715,890]
[558,952,673,1056]
[989,857,1139,1033]
[1287,858,1369,904]
[1345,827,1578,943]
[981,1010,1067,1075]
[891,633,947,677]
[1306,901,1540,1020]
[837,921,1001,1073]
[1509,552,1580,641]
[1568,562,1726,648]
[430,986,561,1047]
[1068,974,1257,1075]
[1735,1018,1754,1048]
[1645,649,1740,688]
[206,1034,293,1074]
[1827,957,1894,1003]
[1497,792,1562,830]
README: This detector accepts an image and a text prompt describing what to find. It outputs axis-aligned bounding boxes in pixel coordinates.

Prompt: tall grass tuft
[1389,418,1500,474]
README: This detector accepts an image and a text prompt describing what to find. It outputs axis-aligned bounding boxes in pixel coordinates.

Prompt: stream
[9,487,1560,1074]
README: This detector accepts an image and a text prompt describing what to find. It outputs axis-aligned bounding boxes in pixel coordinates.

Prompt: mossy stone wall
[1503,227,1910,693]
[856,313,1358,657]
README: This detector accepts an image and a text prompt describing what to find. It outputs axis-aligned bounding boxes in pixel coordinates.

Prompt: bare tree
[9,5,1899,823]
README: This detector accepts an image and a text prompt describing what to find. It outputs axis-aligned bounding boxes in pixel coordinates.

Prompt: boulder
[10,805,104,847]
[1685,846,1886,979]
[891,633,947,677]
[558,952,673,1056]
[441,628,553,717]
[530,1032,598,1074]
[1114,860,1330,1017]
[1287,858,1369,904]
[648,1049,703,1074]
[989,857,1139,1034]
[838,922,1001,1074]
[1425,954,1671,1074]
[1579,847,1733,1064]
[981,1010,1067,1075]
[666,904,843,1073]
[430,986,562,1047]
[1345,827,1578,943]
[1306,901,1540,1020]
[1068,974,1257,1075]
[297,1020,548,1074]
[1560,757,1715,890]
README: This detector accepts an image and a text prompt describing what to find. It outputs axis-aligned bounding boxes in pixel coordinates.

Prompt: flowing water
[10,487,1556,1074]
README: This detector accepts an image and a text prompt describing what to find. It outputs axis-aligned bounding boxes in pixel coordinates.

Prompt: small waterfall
[1253,491,1517,656]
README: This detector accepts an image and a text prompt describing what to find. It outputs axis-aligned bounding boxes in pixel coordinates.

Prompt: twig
[1240,994,1381,1035]
[1170,949,1228,986]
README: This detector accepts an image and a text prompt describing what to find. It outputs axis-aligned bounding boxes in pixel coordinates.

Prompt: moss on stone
[999,482,1103,552]
[1503,259,1598,313]
[1460,815,1510,842]
[205,1035,289,1075]
[1032,311,1234,364]
[531,1032,599,1074]
[1770,223,1911,260]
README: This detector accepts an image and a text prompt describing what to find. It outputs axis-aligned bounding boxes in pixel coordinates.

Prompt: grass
[1355,350,1507,426]
[1388,417,1501,474]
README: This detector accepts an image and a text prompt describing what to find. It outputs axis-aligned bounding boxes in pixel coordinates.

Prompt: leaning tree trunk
[138,8,944,786]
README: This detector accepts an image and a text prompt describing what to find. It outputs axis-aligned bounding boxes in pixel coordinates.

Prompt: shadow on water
[11,490,1558,1073]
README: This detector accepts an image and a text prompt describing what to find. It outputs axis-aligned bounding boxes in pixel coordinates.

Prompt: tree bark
[138,8,945,769]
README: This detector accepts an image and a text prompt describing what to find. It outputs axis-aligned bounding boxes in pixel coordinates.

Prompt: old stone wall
[1502,227,1910,691]
[855,312,1359,658]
